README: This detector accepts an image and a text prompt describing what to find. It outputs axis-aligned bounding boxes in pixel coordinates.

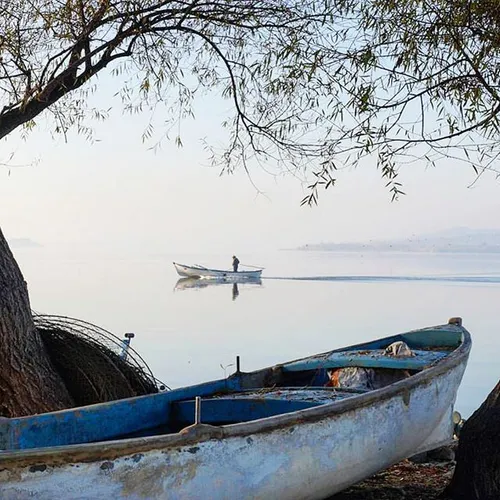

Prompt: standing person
[232,255,240,272]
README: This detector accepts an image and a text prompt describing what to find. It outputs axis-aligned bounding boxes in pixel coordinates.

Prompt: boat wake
[265,275,500,284]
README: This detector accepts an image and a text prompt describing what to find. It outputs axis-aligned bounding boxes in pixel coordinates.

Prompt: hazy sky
[1,80,500,256]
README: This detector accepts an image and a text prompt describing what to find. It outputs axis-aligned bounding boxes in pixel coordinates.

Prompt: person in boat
[232,255,240,272]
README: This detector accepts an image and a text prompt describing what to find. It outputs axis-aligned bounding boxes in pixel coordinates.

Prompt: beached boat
[0,318,470,500]
[173,261,262,279]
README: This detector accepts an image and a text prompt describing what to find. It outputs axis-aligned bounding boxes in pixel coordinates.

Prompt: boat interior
[0,328,463,452]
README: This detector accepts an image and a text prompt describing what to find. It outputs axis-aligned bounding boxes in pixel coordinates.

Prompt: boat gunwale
[0,323,471,467]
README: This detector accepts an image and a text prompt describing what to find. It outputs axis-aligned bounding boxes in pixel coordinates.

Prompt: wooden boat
[0,318,470,500]
[173,261,263,279]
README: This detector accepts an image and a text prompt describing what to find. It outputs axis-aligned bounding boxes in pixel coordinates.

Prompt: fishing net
[34,314,165,407]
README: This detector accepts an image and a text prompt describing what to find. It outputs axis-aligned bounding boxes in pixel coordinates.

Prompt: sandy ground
[328,460,454,500]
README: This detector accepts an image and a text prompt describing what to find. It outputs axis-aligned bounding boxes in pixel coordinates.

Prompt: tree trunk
[443,380,500,500]
[0,227,74,417]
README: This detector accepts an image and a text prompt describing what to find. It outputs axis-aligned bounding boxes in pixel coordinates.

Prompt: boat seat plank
[282,349,448,372]
[172,398,321,425]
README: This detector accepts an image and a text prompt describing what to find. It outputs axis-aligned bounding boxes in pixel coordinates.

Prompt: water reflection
[174,277,262,301]
[232,283,239,301]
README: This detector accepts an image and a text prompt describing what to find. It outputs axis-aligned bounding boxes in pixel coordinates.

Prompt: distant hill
[8,238,42,248]
[297,228,500,253]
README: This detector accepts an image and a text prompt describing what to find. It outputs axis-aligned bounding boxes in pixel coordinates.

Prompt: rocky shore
[328,445,457,500]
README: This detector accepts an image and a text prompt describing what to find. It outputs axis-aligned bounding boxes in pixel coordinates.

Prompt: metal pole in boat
[120,332,135,361]
[236,355,241,374]
[195,396,202,425]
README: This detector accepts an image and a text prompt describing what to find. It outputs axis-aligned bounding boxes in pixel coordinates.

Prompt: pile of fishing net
[34,314,165,407]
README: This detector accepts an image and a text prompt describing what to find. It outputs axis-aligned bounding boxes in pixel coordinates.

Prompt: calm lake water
[14,248,500,418]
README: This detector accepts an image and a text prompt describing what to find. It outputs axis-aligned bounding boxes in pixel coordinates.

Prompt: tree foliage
[0,8,499,499]
[1,0,500,201]
[316,0,500,199]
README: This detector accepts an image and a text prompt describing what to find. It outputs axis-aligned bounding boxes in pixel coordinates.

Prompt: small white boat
[0,318,470,499]
[173,261,262,280]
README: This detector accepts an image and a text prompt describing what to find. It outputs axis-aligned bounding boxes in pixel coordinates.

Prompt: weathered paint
[2,378,240,450]
[0,363,467,500]
[0,321,471,499]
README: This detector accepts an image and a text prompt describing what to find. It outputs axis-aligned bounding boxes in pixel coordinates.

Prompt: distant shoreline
[8,238,42,249]
[291,227,500,254]
[291,246,500,254]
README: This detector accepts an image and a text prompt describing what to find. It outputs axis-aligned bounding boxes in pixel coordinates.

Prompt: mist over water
[14,247,500,418]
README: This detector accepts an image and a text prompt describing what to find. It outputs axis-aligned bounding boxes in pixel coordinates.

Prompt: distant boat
[175,276,262,291]
[0,318,470,499]
[173,261,263,279]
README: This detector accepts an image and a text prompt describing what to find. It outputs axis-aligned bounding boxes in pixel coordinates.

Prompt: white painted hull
[0,351,468,500]
[173,262,262,280]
